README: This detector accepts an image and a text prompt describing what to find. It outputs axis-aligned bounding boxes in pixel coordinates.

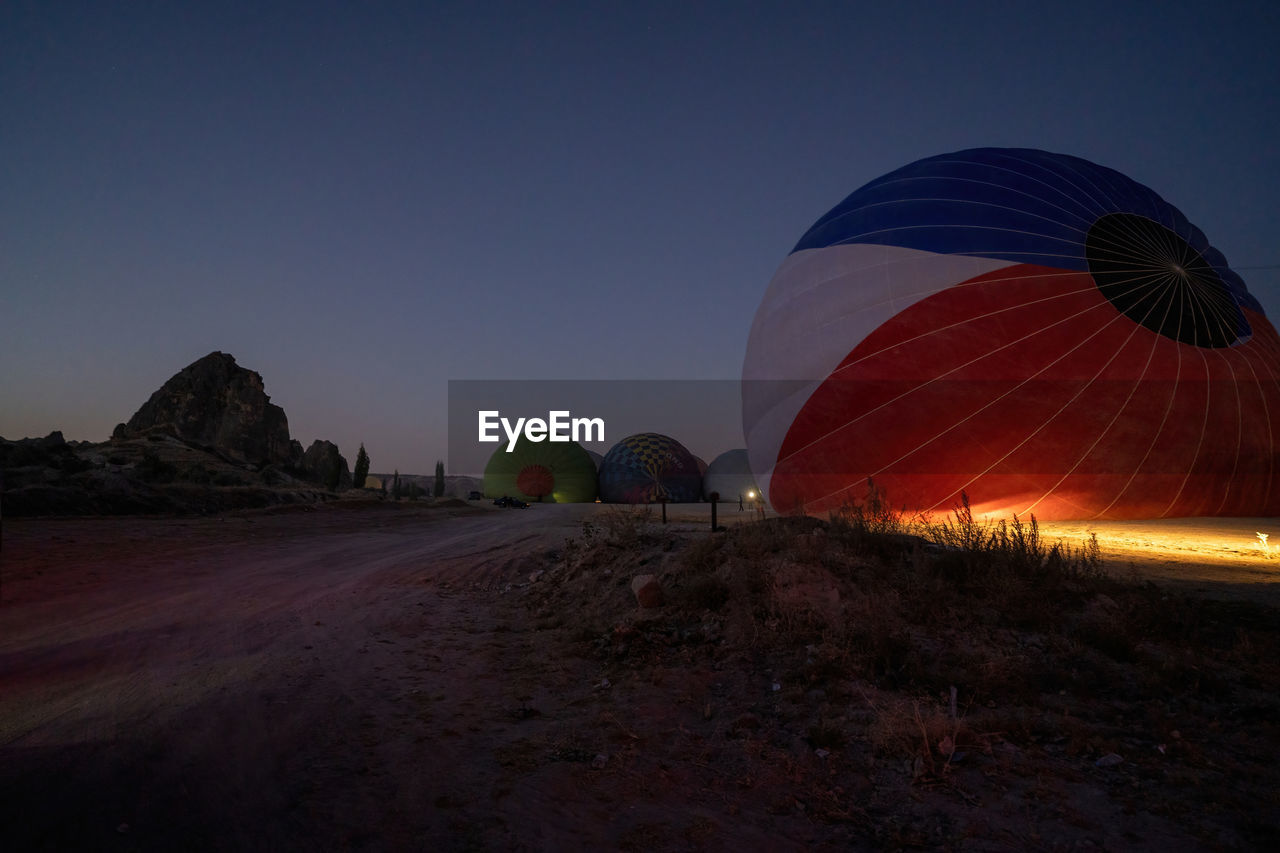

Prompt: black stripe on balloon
[1086,213,1245,348]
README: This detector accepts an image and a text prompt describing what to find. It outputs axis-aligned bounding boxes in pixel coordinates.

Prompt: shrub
[925,493,1105,592]
[596,506,654,547]
[827,479,919,561]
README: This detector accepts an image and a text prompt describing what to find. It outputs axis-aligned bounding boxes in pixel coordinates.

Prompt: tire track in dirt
[0,507,580,849]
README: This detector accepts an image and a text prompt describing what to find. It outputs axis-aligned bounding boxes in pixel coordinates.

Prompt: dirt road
[3,503,1277,850]
[1,504,605,850]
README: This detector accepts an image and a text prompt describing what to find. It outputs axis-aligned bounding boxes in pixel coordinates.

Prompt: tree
[353,444,370,489]
[392,469,401,501]
[434,460,445,497]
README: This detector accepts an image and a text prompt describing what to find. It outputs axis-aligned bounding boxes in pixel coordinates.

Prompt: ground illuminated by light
[1035,517,1280,605]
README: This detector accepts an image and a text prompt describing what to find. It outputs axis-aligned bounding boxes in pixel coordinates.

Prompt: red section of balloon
[771,265,1280,520]
[516,464,554,498]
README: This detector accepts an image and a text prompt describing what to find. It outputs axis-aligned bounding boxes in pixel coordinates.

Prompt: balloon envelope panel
[743,148,1280,521]
[598,433,703,503]
[483,437,598,503]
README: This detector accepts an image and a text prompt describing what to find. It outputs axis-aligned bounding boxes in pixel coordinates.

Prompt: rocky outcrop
[631,574,665,608]
[114,352,293,466]
[0,431,335,517]
[1,353,358,516]
[299,440,352,491]
[0,431,92,489]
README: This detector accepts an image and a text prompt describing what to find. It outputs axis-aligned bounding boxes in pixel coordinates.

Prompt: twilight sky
[3,0,1278,474]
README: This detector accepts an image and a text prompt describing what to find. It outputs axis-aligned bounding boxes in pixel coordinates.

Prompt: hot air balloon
[693,455,709,500]
[598,433,703,503]
[483,436,598,503]
[703,449,759,505]
[743,147,1280,521]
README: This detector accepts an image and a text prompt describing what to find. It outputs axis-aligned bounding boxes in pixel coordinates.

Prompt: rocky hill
[2,353,359,516]
[299,440,352,491]
[113,352,296,466]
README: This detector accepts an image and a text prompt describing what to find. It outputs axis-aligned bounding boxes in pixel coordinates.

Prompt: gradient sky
[3,0,1278,474]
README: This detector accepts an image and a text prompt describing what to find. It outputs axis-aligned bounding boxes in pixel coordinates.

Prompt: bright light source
[1036,518,1280,572]
[747,490,756,499]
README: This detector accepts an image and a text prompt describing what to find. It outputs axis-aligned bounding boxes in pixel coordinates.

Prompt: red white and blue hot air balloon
[743,148,1280,521]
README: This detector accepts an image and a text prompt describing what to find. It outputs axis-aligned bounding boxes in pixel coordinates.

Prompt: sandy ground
[0,504,575,849]
[1,503,1277,850]
[1037,517,1280,606]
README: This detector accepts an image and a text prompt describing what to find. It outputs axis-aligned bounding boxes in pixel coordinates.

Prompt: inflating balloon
[483,436,597,503]
[703,449,759,505]
[598,433,702,503]
[743,147,1280,520]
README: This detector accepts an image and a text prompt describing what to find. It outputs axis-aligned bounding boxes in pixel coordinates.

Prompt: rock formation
[1,352,361,516]
[114,352,294,466]
[299,440,352,491]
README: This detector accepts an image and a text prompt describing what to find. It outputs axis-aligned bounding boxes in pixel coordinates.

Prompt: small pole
[659,495,668,524]
[709,491,720,532]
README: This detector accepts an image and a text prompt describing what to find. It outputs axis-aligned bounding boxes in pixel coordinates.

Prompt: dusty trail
[3,503,1279,850]
[0,505,596,850]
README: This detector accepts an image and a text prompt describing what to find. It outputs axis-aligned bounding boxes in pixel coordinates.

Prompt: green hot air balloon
[483,436,598,503]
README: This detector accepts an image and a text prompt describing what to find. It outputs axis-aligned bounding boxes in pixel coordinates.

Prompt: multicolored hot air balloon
[744,147,1280,521]
[598,433,703,503]
[483,436,598,503]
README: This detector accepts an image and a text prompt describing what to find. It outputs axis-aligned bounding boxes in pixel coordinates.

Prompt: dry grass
[515,486,1280,847]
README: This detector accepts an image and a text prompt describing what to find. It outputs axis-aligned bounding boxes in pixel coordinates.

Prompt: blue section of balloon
[597,433,703,503]
[792,148,1261,315]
